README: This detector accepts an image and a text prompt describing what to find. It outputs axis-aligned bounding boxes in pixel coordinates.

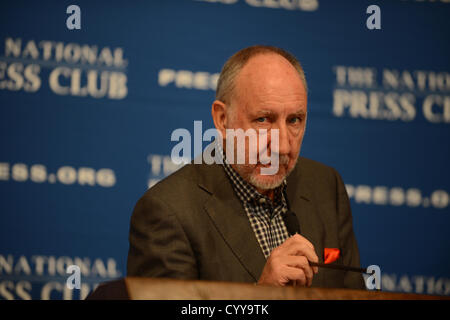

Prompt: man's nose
[271,123,290,155]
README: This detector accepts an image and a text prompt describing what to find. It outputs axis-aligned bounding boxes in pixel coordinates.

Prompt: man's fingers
[281,240,319,273]
[284,255,314,286]
[258,235,320,287]
[283,233,315,250]
[284,267,306,286]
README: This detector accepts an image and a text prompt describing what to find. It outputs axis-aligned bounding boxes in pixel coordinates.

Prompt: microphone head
[283,210,301,236]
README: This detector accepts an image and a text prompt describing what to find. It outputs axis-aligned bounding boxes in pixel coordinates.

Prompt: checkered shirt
[221,155,290,259]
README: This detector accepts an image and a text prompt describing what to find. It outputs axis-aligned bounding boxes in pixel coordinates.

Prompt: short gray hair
[215,45,308,105]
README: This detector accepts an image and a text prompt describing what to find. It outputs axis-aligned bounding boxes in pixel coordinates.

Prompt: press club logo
[0,37,128,100]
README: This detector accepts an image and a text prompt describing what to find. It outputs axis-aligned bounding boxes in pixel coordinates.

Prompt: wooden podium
[87,277,448,300]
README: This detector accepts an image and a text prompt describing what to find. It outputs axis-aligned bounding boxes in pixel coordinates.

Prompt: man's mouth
[256,162,288,171]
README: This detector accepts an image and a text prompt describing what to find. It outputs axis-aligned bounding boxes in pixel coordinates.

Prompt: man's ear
[211,100,228,137]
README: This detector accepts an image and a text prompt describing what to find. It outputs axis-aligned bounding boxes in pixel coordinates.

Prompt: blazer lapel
[198,164,266,281]
[286,160,325,264]
[286,161,328,286]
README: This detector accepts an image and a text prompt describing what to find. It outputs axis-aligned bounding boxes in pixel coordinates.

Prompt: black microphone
[283,210,301,236]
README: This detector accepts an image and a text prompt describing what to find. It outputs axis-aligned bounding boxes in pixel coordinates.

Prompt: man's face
[225,53,308,191]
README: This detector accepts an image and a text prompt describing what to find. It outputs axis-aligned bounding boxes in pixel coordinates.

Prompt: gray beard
[233,156,298,191]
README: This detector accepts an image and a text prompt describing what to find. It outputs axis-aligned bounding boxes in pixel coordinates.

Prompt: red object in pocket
[324,248,340,264]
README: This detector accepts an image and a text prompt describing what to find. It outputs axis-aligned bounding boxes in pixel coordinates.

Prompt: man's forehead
[254,108,307,115]
[252,93,307,105]
[236,90,307,113]
[238,54,301,81]
[246,105,307,117]
[234,55,305,96]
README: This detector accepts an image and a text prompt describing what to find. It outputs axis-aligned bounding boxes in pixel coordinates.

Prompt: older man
[127,45,365,289]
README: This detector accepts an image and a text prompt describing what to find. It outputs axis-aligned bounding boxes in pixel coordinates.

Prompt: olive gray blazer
[127,157,365,289]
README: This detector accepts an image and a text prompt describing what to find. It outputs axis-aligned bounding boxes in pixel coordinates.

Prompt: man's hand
[257,234,319,287]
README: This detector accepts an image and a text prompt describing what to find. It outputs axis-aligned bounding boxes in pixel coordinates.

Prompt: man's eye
[289,117,301,124]
[256,117,267,123]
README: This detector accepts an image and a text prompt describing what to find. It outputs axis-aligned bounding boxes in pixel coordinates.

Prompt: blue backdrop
[1,0,449,299]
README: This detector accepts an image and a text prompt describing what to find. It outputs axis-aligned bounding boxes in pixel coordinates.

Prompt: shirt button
[259,198,266,204]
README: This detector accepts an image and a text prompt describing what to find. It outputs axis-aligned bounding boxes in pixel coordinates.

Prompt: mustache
[279,155,290,165]
[257,153,290,165]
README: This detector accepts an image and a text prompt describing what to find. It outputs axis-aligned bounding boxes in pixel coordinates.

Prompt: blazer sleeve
[126,193,198,279]
[334,169,366,290]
